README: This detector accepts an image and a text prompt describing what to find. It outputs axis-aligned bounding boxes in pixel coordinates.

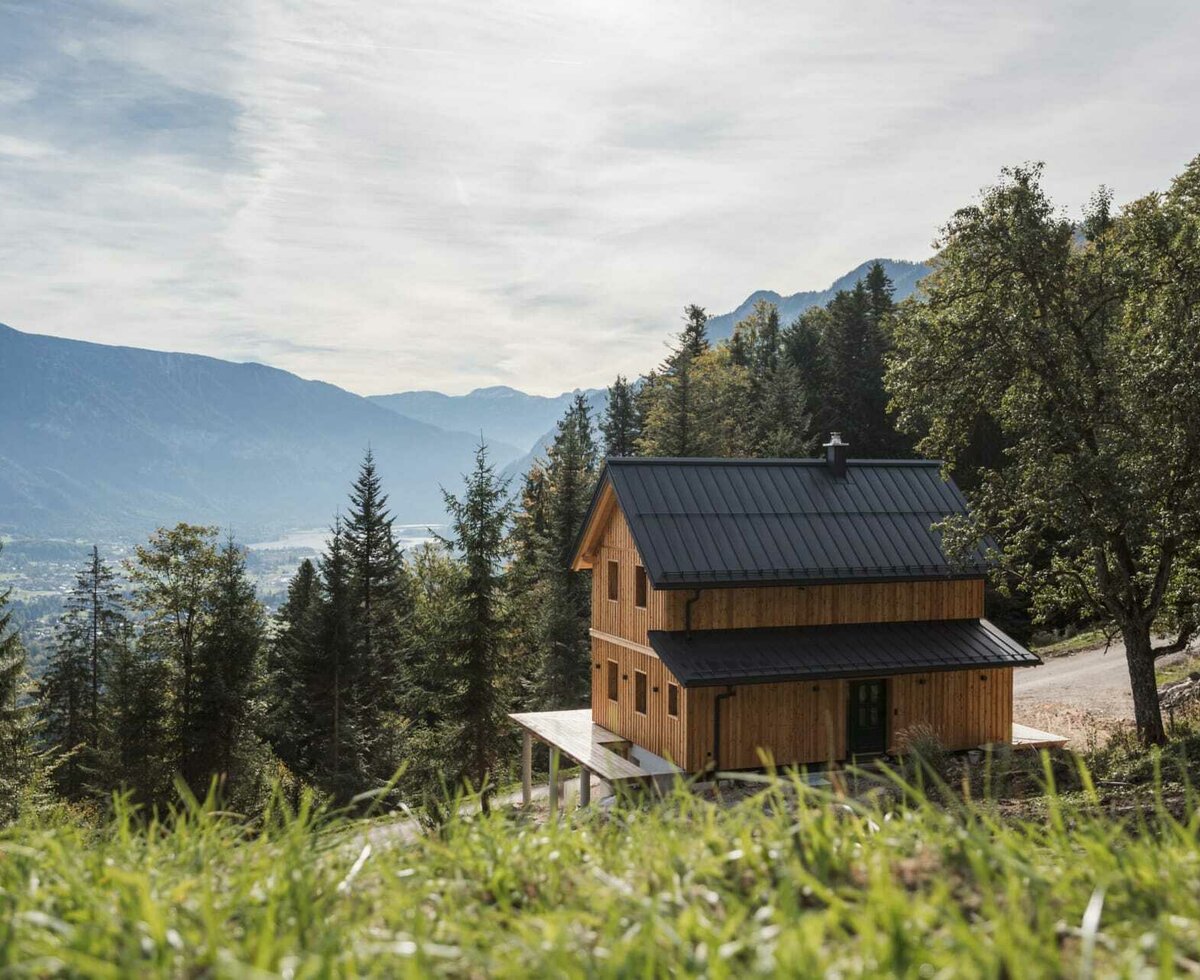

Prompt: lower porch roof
[648,618,1041,687]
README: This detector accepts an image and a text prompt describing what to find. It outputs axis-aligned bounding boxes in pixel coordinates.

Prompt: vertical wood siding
[590,637,686,766]
[587,506,1012,772]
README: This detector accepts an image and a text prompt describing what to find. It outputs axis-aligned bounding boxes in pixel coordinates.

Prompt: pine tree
[343,450,408,790]
[0,549,39,823]
[39,546,126,799]
[507,464,549,705]
[601,375,641,458]
[438,443,513,802]
[821,282,892,455]
[188,537,266,795]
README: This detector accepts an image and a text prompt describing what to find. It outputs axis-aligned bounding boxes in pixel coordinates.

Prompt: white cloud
[0,0,1197,394]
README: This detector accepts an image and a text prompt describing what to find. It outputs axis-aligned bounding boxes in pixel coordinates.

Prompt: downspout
[684,589,703,639]
[712,686,736,773]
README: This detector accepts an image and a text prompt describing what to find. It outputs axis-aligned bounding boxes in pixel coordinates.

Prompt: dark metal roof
[648,619,1041,687]
[596,457,990,588]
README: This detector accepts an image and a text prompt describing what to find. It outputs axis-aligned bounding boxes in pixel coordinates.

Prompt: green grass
[3,763,1200,977]
[1029,628,1108,657]
[1157,653,1200,687]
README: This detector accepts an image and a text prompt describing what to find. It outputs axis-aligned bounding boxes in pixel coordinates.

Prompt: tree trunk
[1123,624,1166,746]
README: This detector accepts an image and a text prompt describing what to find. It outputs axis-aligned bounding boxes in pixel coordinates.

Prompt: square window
[635,670,648,715]
[635,564,648,608]
[667,683,679,718]
[606,559,619,601]
[607,660,619,701]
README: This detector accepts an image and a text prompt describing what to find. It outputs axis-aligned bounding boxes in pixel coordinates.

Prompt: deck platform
[509,709,649,783]
[1010,722,1069,750]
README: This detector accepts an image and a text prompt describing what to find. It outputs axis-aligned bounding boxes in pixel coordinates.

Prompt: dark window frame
[607,660,619,701]
[667,682,680,719]
[634,669,648,715]
[634,564,648,609]
[606,559,619,602]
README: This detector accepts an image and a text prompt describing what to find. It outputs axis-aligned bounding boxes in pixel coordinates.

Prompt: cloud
[0,0,1198,395]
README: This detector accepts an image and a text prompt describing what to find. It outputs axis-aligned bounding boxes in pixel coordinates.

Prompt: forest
[2,156,1200,821]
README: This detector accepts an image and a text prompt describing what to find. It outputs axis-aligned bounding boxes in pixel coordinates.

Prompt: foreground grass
[2,765,1199,977]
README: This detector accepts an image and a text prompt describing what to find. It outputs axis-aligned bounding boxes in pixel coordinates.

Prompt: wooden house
[511,436,1042,801]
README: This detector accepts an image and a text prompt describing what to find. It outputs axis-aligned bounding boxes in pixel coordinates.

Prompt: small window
[607,559,619,601]
[667,683,679,718]
[634,670,648,715]
[607,660,619,701]
[634,564,648,608]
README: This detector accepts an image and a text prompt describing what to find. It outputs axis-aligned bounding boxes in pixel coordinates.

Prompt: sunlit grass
[2,760,1198,977]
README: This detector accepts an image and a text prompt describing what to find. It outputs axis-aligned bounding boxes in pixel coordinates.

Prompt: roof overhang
[648,618,1041,688]
[570,468,617,571]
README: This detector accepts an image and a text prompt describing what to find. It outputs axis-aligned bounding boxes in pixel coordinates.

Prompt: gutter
[712,686,736,773]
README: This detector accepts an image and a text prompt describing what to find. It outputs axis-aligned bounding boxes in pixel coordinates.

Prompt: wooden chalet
[511,435,1044,806]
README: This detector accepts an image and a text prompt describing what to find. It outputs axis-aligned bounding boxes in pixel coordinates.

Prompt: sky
[1,1,1198,396]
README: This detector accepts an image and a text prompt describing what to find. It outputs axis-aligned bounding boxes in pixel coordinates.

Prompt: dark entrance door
[848,680,888,755]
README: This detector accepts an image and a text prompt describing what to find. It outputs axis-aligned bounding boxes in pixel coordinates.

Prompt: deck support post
[548,747,560,818]
[521,731,532,807]
[579,767,591,807]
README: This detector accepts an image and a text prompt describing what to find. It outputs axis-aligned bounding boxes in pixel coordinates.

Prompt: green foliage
[887,158,1200,744]
[3,771,1199,975]
[0,545,42,824]
[434,443,515,799]
[600,375,641,458]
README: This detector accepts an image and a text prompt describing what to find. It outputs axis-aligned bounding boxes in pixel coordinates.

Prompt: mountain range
[705,258,930,341]
[0,257,930,541]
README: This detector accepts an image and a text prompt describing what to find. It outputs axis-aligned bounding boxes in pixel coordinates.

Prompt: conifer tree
[438,443,513,801]
[535,396,599,707]
[39,547,126,798]
[638,306,717,457]
[266,558,319,774]
[188,537,266,792]
[0,548,39,823]
[343,450,408,789]
[601,375,641,457]
[99,630,172,810]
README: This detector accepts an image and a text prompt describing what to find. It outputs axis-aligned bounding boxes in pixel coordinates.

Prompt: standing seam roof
[591,457,990,589]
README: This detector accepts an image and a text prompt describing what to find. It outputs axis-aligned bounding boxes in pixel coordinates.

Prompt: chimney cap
[824,432,848,447]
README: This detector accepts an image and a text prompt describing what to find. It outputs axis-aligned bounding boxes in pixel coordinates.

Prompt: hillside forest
[2,157,1200,819]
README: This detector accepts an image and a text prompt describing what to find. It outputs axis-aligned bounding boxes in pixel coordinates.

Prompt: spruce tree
[266,558,319,775]
[0,548,39,823]
[188,537,266,794]
[99,630,172,811]
[639,305,719,457]
[39,546,126,798]
[535,396,599,707]
[438,443,513,802]
[601,375,641,457]
[343,450,408,790]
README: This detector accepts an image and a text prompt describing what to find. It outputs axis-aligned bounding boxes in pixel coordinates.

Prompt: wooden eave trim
[571,480,618,571]
[589,628,659,660]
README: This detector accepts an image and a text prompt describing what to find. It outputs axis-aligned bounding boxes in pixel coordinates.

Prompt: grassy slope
[3,767,1199,977]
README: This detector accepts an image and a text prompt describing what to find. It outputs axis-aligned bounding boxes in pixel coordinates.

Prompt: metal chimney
[824,432,848,479]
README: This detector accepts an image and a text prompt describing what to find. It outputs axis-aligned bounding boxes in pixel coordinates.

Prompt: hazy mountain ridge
[705,258,930,341]
[0,323,514,538]
[369,386,603,451]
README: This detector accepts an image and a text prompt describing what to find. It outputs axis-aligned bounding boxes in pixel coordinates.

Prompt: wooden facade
[584,505,1013,772]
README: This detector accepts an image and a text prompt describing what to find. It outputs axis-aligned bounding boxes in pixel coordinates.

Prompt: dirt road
[1013,642,1195,742]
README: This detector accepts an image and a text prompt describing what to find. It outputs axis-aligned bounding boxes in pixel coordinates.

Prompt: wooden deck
[509,709,650,783]
[1010,722,1069,750]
